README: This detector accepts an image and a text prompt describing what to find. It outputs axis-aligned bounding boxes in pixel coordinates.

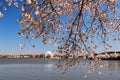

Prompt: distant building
[44,51,53,58]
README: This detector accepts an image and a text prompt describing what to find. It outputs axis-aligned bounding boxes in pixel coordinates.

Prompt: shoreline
[0,51,120,60]
[0,57,119,60]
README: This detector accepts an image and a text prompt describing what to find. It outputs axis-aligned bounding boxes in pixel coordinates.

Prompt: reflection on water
[44,64,54,71]
[0,59,119,80]
[108,60,120,71]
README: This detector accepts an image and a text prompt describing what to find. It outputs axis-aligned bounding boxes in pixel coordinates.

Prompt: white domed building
[44,51,53,58]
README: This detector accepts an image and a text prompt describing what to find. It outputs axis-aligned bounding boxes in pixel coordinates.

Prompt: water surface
[0,59,119,80]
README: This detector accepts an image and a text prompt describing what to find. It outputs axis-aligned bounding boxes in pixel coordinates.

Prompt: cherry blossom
[0,0,119,63]
[0,12,4,18]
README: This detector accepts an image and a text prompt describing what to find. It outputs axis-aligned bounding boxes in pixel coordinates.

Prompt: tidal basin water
[0,59,119,80]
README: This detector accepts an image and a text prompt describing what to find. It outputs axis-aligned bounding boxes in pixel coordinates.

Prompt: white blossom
[26,0,32,4]
[35,10,39,16]
[0,12,4,18]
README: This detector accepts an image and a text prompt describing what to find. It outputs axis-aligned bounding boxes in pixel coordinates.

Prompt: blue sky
[0,2,57,54]
[0,1,120,54]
